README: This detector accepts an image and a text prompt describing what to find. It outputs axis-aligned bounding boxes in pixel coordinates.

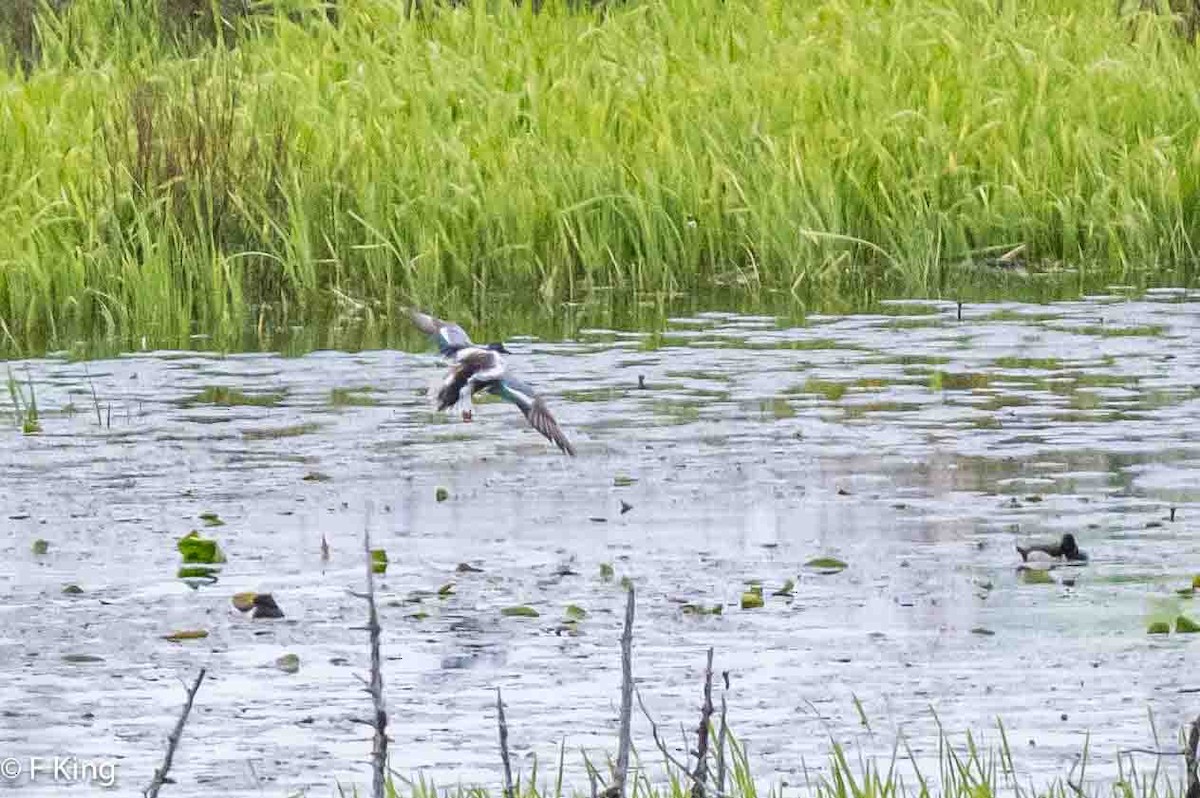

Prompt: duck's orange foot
[461,409,474,423]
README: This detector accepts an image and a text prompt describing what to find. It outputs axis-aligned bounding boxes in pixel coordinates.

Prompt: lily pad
[501,606,540,618]
[437,583,455,598]
[1020,569,1054,585]
[435,487,449,502]
[614,475,637,487]
[62,584,83,595]
[303,471,332,482]
[275,653,301,674]
[564,604,587,621]
[804,557,847,573]
[199,511,225,527]
[31,538,49,555]
[62,654,104,664]
[371,549,388,574]
[599,563,614,582]
[1147,621,1171,635]
[456,562,483,573]
[1176,615,1200,634]
[178,531,226,564]
[970,627,996,636]
[163,629,209,642]
[740,591,765,610]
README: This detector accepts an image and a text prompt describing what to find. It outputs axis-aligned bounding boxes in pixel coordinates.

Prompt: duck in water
[408,309,576,456]
[1016,533,1088,563]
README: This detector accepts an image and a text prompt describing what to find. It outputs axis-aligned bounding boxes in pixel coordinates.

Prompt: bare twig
[144,668,207,798]
[362,515,388,798]
[635,689,733,798]
[690,648,715,798]
[497,688,515,798]
[614,587,635,798]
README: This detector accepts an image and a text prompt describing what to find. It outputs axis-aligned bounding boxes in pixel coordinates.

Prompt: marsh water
[2,292,1199,795]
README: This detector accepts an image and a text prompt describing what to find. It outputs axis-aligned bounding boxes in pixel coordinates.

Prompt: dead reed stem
[690,648,715,798]
[143,667,207,798]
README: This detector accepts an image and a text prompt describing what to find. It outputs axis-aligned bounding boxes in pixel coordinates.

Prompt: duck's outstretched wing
[489,377,576,456]
[435,349,503,410]
[408,308,474,356]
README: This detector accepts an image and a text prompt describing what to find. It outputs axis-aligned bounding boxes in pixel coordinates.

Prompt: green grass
[3,0,1200,355]
[376,719,1190,798]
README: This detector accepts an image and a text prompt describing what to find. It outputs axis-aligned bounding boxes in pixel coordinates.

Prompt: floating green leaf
[435,487,449,502]
[62,654,103,664]
[437,582,455,598]
[303,471,332,482]
[330,387,378,407]
[613,475,637,487]
[199,511,224,527]
[371,549,388,574]
[31,538,49,555]
[177,531,226,564]
[804,557,847,573]
[970,627,996,636]
[177,565,219,582]
[1147,621,1171,635]
[682,604,723,616]
[62,584,83,595]
[232,592,257,612]
[163,629,209,642]
[501,606,540,618]
[772,579,795,597]
[275,653,301,674]
[1019,569,1054,585]
[187,386,283,407]
[564,604,587,621]
[740,591,764,610]
[1176,615,1200,634]
[599,563,614,581]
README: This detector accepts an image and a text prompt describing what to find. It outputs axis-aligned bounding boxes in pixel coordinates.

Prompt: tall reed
[2,0,1199,352]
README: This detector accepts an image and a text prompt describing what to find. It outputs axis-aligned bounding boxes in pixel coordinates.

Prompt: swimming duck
[408,309,576,456]
[1016,533,1087,563]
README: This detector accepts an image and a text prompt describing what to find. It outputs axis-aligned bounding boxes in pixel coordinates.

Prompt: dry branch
[144,668,207,798]
[614,587,635,798]
[691,648,715,798]
[362,521,388,798]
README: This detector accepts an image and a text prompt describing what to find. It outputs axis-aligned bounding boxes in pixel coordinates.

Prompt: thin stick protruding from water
[497,687,515,798]
[144,667,207,798]
[690,648,715,798]
[362,515,388,798]
[614,586,635,798]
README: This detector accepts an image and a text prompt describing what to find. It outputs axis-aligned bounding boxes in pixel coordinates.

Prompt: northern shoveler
[1016,533,1087,563]
[408,309,576,456]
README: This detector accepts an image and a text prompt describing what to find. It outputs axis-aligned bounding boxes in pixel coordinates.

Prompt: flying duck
[408,309,576,456]
[1016,533,1088,563]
